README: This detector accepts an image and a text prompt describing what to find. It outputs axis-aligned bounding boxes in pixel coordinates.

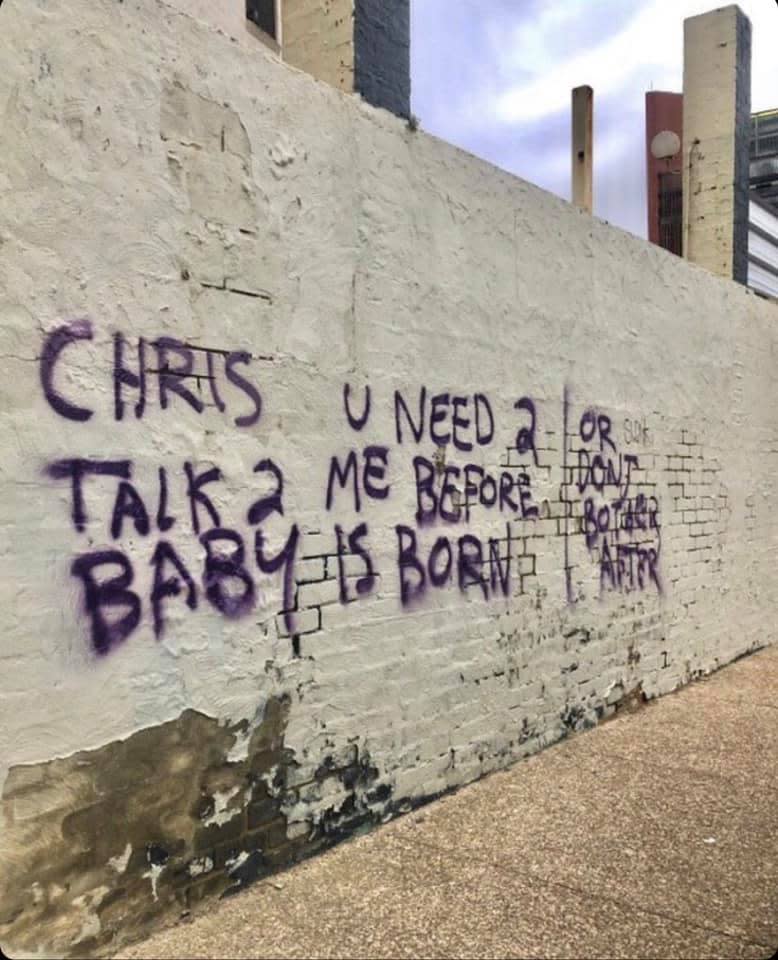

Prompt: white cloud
[494,0,776,127]
[489,0,597,79]
[413,0,777,238]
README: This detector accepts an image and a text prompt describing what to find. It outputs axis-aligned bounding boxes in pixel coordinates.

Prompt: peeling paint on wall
[1,697,394,956]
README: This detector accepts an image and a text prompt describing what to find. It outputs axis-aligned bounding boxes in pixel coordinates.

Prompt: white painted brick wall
[1,0,777,883]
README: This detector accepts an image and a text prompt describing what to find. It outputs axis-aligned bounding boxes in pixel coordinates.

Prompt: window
[658,172,683,257]
[751,112,778,162]
[246,0,279,44]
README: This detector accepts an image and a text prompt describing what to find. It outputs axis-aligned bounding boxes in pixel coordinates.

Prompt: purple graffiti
[150,541,197,639]
[514,396,538,466]
[40,320,94,422]
[326,447,390,513]
[573,405,662,596]
[114,333,147,422]
[249,459,299,634]
[396,523,514,607]
[343,383,371,431]
[225,351,262,428]
[413,457,538,526]
[42,324,263,427]
[71,551,141,656]
[44,361,557,656]
[156,467,175,533]
[394,388,494,449]
[184,462,222,535]
[46,459,131,533]
[334,522,376,603]
[201,528,255,618]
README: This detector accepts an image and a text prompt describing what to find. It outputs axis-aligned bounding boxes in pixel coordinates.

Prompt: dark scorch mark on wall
[0,697,395,959]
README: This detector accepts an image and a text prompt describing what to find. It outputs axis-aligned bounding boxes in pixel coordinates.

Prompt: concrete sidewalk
[119,646,778,960]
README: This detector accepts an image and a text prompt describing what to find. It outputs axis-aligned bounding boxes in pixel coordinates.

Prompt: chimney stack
[682,5,752,283]
[282,0,411,118]
[572,85,594,214]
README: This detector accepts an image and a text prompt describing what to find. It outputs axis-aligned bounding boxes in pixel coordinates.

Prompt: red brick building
[645,92,683,255]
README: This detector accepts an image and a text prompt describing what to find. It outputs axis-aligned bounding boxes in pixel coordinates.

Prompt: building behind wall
[750,108,778,210]
[645,91,684,257]
[682,5,752,285]
[747,108,778,297]
[167,0,411,117]
[645,100,778,299]
[644,8,778,299]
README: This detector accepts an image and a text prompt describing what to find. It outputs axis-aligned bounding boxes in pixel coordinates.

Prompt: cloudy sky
[411,0,777,238]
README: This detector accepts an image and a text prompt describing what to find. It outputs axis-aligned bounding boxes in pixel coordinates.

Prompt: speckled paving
[117,646,778,960]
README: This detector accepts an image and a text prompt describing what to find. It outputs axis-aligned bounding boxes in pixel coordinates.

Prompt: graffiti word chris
[40,319,262,426]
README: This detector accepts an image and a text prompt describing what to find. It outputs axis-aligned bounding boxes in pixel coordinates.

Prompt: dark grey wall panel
[354,0,411,119]
[732,7,752,286]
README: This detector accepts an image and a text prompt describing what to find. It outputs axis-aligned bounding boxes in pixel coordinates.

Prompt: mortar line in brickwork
[225,286,274,301]
[197,278,273,302]
[562,383,573,605]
